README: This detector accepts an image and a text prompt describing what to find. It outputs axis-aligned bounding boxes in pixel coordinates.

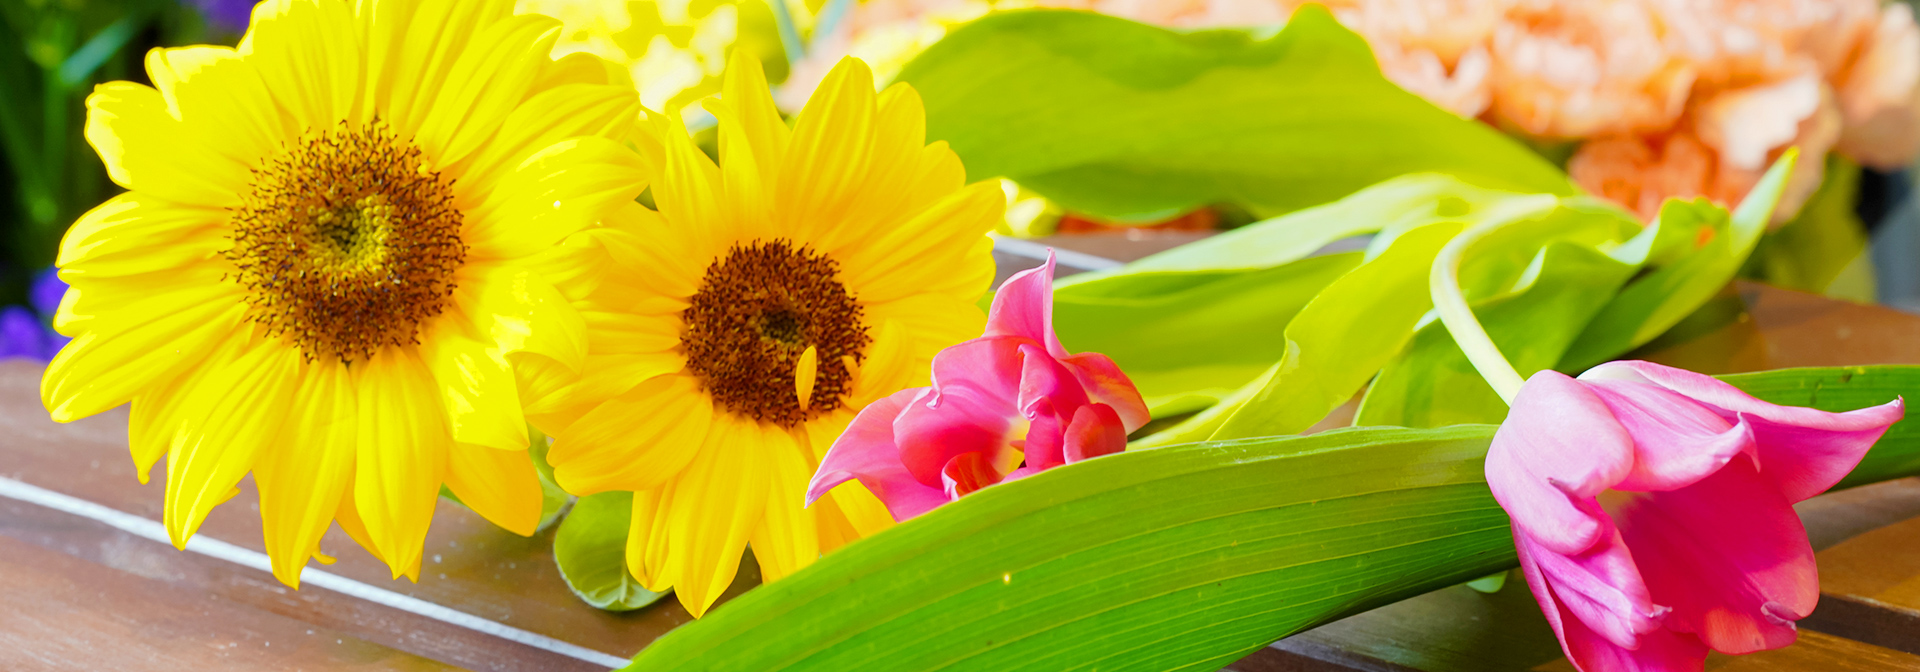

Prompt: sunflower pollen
[683,241,869,427]
[224,120,466,364]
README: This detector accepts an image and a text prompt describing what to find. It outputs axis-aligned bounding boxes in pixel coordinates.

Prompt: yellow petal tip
[795,345,818,411]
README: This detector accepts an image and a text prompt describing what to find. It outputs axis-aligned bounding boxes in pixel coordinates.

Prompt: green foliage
[1747,154,1877,302]
[623,366,1920,671]
[555,492,670,612]
[1558,151,1794,370]
[626,425,1516,671]
[896,7,1572,222]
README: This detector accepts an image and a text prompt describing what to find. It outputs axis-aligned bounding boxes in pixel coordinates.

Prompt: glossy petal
[1618,459,1817,654]
[984,253,1067,357]
[1585,379,1754,492]
[1486,370,1635,555]
[808,389,949,522]
[1587,361,1904,502]
[1063,403,1127,463]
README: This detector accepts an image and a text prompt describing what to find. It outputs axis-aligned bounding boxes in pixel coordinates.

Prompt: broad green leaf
[628,425,1516,671]
[1055,254,1359,416]
[628,366,1918,672]
[1749,154,1876,302]
[1211,222,1463,439]
[898,7,1573,222]
[1054,175,1547,420]
[1358,242,1638,427]
[1560,151,1795,370]
[1722,365,1920,490]
[555,492,670,611]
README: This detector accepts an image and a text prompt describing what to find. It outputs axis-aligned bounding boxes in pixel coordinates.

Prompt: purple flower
[190,0,255,33]
[1,268,70,362]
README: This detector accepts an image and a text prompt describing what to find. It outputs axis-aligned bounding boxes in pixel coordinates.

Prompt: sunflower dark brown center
[683,240,870,427]
[224,121,465,364]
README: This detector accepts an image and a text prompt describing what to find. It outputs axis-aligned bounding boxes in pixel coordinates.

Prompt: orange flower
[1487,0,1697,139]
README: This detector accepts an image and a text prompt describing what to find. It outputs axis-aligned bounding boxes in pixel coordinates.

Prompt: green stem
[1429,219,1528,406]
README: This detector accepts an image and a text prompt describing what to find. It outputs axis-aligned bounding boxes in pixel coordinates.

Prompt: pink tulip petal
[1617,458,1817,654]
[1018,342,1090,418]
[985,251,1069,359]
[941,451,1005,500]
[1518,509,1666,649]
[1520,528,1709,672]
[1061,351,1151,432]
[808,388,953,521]
[1585,379,1755,492]
[1022,395,1067,471]
[1064,403,1127,463]
[927,336,1028,404]
[1588,361,1905,502]
[896,381,1020,487]
[1487,370,1636,555]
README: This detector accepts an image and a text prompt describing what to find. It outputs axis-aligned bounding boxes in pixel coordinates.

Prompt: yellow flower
[531,53,1001,617]
[43,0,642,585]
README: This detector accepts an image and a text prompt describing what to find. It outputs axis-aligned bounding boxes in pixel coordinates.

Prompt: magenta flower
[807,252,1149,521]
[1487,360,1904,671]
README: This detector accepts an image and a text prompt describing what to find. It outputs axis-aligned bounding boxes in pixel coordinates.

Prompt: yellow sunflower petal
[84,82,244,206]
[333,471,383,566]
[57,194,223,279]
[549,374,713,495]
[453,82,638,200]
[255,359,356,587]
[351,347,452,579]
[577,309,680,354]
[240,0,365,128]
[651,114,734,249]
[776,58,876,242]
[159,333,304,547]
[359,0,510,135]
[443,441,544,536]
[462,265,588,373]
[661,416,770,618]
[585,205,704,304]
[838,181,1001,303]
[43,294,245,422]
[518,351,684,433]
[748,426,820,583]
[710,50,789,194]
[418,323,526,452]
[533,52,615,91]
[466,137,650,262]
[625,487,670,591]
[848,318,930,407]
[811,83,931,256]
[145,46,285,173]
[414,14,561,170]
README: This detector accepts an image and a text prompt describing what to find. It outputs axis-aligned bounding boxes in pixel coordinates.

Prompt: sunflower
[42,0,643,584]
[531,52,1002,616]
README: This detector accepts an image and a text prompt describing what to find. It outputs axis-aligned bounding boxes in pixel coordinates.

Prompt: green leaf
[528,427,571,532]
[1357,241,1638,427]
[1748,154,1876,302]
[627,425,1515,671]
[554,492,670,612]
[1211,221,1464,439]
[1053,175,1549,420]
[1560,150,1795,370]
[1055,254,1358,416]
[627,366,1919,672]
[898,7,1573,222]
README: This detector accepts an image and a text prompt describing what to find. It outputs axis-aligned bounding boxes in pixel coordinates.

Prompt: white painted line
[0,476,631,670]
[991,235,1124,271]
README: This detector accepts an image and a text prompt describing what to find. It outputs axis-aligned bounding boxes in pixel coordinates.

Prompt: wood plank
[0,534,454,672]
[1525,631,1920,671]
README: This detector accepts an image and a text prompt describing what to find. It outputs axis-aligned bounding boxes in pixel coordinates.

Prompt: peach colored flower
[1834,2,1920,168]
[1488,0,1698,139]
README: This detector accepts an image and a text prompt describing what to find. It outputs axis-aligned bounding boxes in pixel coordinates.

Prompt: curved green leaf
[555,492,669,611]
[627,425,1514,671]
[1560,151,1796,370]
[898,7,1573,222]
[626,366,1918,672]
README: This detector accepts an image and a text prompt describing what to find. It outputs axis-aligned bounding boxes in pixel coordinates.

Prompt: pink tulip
[1487,360,1903,671]
[807,252,1149,521]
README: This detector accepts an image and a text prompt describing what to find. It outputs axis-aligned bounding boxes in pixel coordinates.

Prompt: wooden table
[3,235,1918,671]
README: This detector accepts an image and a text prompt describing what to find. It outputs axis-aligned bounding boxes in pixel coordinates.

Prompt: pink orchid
[807,252,1149,521]
[1487,360,1904,671]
